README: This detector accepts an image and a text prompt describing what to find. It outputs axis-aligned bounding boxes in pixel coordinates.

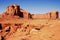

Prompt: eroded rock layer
[0,4,60,40]
[0,4,59,19]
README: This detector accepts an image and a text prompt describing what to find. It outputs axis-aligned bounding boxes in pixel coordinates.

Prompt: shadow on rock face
[1,36,5,40]
[0,24,2,30]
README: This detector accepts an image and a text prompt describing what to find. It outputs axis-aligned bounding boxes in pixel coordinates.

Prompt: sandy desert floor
[0,18,60,40]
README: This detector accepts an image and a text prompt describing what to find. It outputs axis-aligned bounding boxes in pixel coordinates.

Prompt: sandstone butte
[0,4,60,40]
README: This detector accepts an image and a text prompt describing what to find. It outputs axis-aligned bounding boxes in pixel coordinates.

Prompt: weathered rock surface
[32,10,59,19]
[0,4,30,19]
[0,4,59,19]
[0,19,60,40]
[51,10,59,19]
[0,4,60,40]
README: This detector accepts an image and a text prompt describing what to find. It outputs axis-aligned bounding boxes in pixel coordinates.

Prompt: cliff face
[0,4,59,19]
[0,4,30,19]
[32,13,51,19]
[51,10,59,19]
[32,10,59,19]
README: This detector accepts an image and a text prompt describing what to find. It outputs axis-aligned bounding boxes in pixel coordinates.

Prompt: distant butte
[0,4,59,19]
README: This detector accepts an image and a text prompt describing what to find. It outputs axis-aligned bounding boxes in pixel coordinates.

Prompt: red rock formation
[51,10,59,19]
[0,4,60,40]
[0,4,59,19]
[32,13,50,19]
[20,9,29,18]
[32,10,59,19]
[0,4,30,19]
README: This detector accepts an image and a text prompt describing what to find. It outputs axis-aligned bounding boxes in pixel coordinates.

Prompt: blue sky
[0,0,60,14]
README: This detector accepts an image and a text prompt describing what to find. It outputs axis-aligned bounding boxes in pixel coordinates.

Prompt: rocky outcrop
[0,20,60,40]
[0,4,60,40]
[32,10,59,19]
[0,4,30,19]
[0,4,59,19]
[51,10,59,19]
[32,13,50,19]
